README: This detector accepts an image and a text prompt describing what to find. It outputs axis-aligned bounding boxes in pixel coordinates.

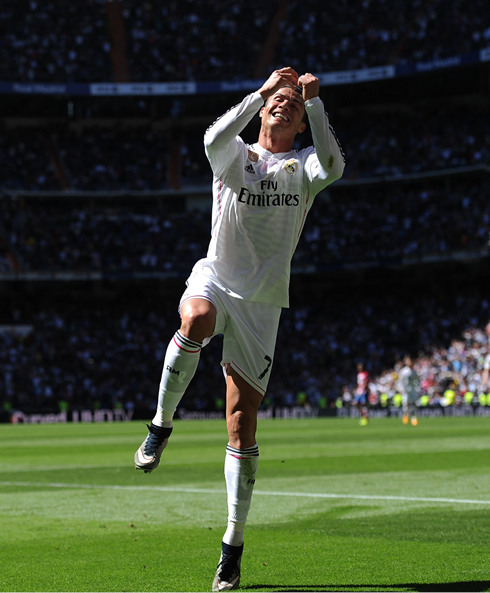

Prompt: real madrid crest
[284,159,298,174]
[247,149,259,163]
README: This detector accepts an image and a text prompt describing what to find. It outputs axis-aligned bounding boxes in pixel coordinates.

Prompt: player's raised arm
[203,92,263,175]
[300,72,346,186]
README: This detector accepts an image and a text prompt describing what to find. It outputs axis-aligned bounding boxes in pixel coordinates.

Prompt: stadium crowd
[1,175,488,273]
[0,129,61,192]
[1,290,489,418]
[335,107,490,179]
[360,320,490,410]
[294,179,489,266]
[0,0,112,83]
[1,0,489,83]
[1,106,488,192]
[275,0,490,74]
[1,0,489,425]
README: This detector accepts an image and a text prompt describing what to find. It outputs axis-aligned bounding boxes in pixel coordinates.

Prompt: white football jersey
[399,366,420,396]
[189,91,345,308]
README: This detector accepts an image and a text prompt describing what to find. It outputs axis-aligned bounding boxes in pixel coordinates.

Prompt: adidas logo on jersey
[244,164,255,174]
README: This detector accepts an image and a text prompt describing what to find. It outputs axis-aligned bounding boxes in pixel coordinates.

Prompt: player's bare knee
[180,307,215,342]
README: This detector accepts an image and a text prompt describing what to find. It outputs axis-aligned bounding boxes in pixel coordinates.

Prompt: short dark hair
[264,84,308,124]
[292,85,308,124]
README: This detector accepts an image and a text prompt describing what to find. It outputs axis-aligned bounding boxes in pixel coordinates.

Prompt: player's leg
[409,400,418,425]
[402,394,409,424]
[224,364,262,540]
[213,365,262,592]
[213,297,279,591]
[357,394,369,425]
[134,298,216,472]
[153,298,216,427]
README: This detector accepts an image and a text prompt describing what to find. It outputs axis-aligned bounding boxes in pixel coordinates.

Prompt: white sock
[152,331,202,428]
[222,443,259,547]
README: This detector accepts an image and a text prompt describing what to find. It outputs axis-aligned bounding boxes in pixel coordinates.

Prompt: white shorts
[179,275,281,396]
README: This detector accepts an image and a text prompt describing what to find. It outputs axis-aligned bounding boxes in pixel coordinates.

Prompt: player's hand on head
[258,67,300,101]
[298,73,320,102]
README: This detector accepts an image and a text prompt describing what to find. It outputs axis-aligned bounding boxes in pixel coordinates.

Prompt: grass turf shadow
[245,580,490,592]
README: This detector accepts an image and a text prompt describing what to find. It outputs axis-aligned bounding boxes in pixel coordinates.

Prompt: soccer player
[481,321,490,390]
[134,66,345,591]
[354,362,370,425]
[399,355,420,425]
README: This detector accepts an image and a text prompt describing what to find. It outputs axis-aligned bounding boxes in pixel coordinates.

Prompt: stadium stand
[1,285,489,417]
[1,0,490,82]
[1,106,489,192]
[0,176,488,274]
[273,0,490,74]
[0,1,489,421]
[0,0,113,83]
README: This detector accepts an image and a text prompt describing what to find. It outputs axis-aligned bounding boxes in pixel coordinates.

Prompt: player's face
[261,87,306,136]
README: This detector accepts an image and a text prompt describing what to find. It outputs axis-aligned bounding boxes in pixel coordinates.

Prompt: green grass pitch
[1,416,489,592]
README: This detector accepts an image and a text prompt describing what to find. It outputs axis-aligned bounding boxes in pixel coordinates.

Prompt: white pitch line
[0,481,489,506]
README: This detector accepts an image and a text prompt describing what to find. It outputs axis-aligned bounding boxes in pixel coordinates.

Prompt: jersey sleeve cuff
[252,90,266,108]
[304,96,322,109]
